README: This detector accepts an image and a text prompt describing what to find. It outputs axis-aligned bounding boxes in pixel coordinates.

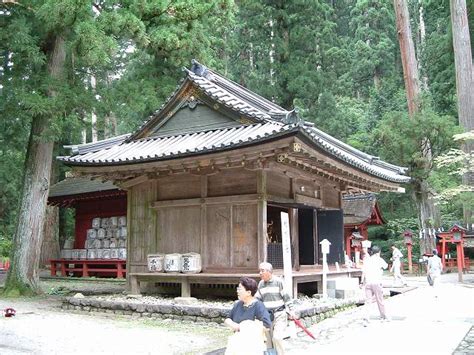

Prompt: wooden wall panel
[266,171,291,198]
[129,181,158,273]
[322,185,341,209]
[294,178,321,199]
[152,105,239,137]
[205,205,231,269]
[232,204,258,267]
[208,169,257,197]
[156,206,201,253]
[158,174,201,200]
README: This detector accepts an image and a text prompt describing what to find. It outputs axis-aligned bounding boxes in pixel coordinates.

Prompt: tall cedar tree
[230,1,340,119]
[0,0,233,295]
[450,0,474,225]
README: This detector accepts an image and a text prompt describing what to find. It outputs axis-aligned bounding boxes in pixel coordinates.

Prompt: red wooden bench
[50,259,126,278]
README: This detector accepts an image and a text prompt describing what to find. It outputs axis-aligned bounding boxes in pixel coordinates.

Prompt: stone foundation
[63,296,363,328]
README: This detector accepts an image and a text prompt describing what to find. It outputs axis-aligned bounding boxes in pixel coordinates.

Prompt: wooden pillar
[313,209,319,264]
[126,188,133,288]
[200,176,208,270]
[130,275,140,294]
[289,208,299,271]
[181,277,191,298]
[257,170,267,263]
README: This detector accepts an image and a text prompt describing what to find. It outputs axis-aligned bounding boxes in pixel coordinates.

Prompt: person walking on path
[360,245,389,323]
[256,262,296,355]
[427,249,443,295]
[390,244,407,287]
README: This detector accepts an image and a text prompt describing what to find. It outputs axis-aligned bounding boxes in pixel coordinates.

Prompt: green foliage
[370,217,420,262]
[347,0,396,97]
[433,131,474,209]
[372,106,460,180]
[46,285,71,296]
[1,0,234,294]
[0,0,465,277]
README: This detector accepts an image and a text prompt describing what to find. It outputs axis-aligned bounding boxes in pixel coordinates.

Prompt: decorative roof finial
[191,59,209,78]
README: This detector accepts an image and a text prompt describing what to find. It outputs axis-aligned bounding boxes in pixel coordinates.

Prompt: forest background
[0,0,472,268]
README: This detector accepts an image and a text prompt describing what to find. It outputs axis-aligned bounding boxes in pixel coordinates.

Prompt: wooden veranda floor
[129,265,362,297]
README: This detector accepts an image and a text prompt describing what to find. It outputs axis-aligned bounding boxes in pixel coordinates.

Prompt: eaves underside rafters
[68,135,400,193]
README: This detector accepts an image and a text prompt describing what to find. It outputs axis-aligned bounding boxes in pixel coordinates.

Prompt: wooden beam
[150,194,261,209]
[294,193,322,208]
[118,175,149,189]
[267,195,296,206]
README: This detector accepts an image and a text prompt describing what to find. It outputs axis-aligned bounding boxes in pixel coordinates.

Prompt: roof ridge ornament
[191,59,211,79]
[269,108,301,125]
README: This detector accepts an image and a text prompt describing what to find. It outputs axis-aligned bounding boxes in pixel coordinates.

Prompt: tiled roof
[342,194,377,225]
[49,177,119,197]
[58,60,410,184]
[59,121,291,165]
[301,124,408,183]
[184,60,291,121]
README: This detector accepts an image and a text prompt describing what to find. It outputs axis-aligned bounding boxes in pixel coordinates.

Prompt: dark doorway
[298,209,315,265]
[266,205,288,268]
[316,210,344,264]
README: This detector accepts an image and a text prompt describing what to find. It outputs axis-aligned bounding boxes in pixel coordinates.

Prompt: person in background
[427,249,443,296]
[257,262,296,355]
[390,244,407,287]
[224,277,271,355]
[360,245,389,324]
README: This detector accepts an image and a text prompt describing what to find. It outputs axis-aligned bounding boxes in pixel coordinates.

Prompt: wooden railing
[50,259,126,278]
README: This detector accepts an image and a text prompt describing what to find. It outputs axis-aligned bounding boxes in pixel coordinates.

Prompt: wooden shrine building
[57,60,409,296]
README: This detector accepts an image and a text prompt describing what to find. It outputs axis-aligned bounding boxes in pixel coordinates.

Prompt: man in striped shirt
[256,262,295,355]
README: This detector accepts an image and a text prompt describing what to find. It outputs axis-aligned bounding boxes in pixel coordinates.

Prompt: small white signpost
[320,239,331,299]
[280,211,293,297]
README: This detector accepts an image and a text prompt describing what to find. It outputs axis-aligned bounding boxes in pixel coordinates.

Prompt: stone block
[327,277,359,290]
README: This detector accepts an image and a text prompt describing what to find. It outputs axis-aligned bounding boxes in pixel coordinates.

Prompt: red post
[83,262,89,277]
[51,261,57,276]
[60,261,67,276]
[456,243,463,282]
[407,244,413,273]
[345,235,351,260]
[117,261,124,278]
[441,238,446,268]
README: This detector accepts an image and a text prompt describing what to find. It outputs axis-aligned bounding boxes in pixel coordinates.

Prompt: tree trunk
[40,157,60,268]
[90,74,98,142]
[450,0,474,226]
[394,0,439,254]
[394,0,420,116]
[4,34,65,295]
[40,205,59,267]
[414,180,439,254]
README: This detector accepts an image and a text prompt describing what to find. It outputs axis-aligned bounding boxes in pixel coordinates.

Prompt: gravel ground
[0,274,232,354]
[0,272,360,355]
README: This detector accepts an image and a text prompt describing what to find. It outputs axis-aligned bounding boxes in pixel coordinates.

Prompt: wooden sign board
[280,211,293,297]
